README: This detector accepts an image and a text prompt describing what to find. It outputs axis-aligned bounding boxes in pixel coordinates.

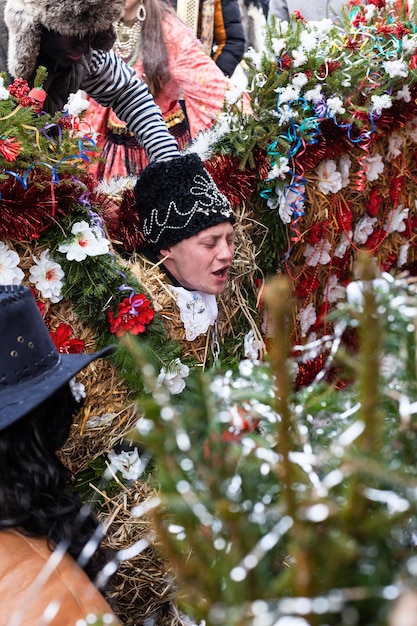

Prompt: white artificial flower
[304,85,323,103]
[106,448,144,482]
[363,153,384,181]
[156,358,190,394]
[402,35,417,54]
[292,48,308,67]
[396,84,411,102]
[225,84,243,105]
[298,302,317,337]
[278,184,305,224]
[276,84,300,104]
[64,90,89,117]
[384,205,409,234]
[397,242,410,267]
[386,133,403,160]
[0,242,24,285]
[339,155,351,187]
[29,250,65,303]
[58,220,110,261]
[310,18,332,35]
[364,4,376,19]
[317,159,343,194]
[303,238,332,266]
[291,72,308,88]
[325,274,345,303]
[268,156,290,180]
[69,378,86,403]
[244,330,265,361]
[278,20,289,34]
[0,76,10,101]
[383,59,408,79]
[371,93,393,113]
[298,331,320,364]
[334,231,352,258]
[405,117,417,142]
[327,96,345,116]
[245,47,263,69]
[300,30,319,52]
[271,37,287,56]
[277,104,299,125]
[266,187,279,210]
[353,216,377,244]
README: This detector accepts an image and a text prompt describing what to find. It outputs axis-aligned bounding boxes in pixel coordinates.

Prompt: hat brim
[0,346,115,430]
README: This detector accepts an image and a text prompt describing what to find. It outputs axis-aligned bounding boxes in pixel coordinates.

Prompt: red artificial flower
[57,115,75,130]
[312,302,329,332]
[410,55,417,69]
[0,136,21,162]
[335,205,353,232]
[368,0,386,7]
[306,221,328,245]
[7,78,30,100]
[364,228,386,250]
[292,9,306,21]
[345,36,360,51]
[50,323,86,354]
[280,53,292,69]
[30,286,45,317]
[389,175,405,204]
[381,253,397,273]
[366,187,384,216]
[352,11,367,26]
[294,271,320,299]
[393,23,410,38]
[107,293,155,337]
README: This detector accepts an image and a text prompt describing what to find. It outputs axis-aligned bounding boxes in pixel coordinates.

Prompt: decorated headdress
[0,285,115,429]
[5,0,125,79]
[134,153,235,252]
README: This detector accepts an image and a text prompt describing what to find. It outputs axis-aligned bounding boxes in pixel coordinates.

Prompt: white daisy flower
[363,153,384,181]
[58,220,110,261]
[353,216,378,244]
[298,302,317,337]
[0,242,24,285]
[29,250,65,303]
[317,159,343,195]
[156,358,190,395]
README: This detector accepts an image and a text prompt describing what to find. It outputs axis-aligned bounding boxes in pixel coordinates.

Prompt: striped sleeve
[81,49,180,163]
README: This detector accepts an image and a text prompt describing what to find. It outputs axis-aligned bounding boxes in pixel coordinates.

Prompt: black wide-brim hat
[0,285,115,430]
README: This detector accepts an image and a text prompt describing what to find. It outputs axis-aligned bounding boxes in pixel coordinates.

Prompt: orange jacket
[0,529,121,626]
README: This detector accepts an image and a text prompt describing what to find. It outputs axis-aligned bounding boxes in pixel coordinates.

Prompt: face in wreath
[39,29,92,66]
[159,222,235,295]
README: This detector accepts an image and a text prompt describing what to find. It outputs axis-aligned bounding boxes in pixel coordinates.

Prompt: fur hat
[0,284,115,429]
[134,154,235,252]
[5,0,125,79]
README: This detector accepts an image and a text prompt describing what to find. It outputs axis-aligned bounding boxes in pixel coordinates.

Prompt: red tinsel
[204,150,270,209]
[0,172,94,241]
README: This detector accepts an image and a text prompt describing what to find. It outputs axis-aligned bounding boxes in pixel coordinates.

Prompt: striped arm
[83,50,180,163]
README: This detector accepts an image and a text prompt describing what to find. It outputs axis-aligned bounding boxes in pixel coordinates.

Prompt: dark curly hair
[0,383,116,590]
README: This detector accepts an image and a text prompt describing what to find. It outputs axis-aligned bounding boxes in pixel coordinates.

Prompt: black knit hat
[134,154,235,252]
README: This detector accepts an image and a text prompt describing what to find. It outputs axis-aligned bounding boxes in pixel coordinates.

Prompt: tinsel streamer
[204,153,269,207]
[0,174,89,240]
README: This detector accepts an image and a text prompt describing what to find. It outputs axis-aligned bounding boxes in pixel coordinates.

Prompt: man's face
[160,222,235,295]
[39,29,91,66]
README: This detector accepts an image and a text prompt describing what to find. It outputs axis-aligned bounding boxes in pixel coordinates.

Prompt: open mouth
[213,267,229,279]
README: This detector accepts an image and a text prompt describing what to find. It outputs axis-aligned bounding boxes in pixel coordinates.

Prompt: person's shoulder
[0,529,120,626]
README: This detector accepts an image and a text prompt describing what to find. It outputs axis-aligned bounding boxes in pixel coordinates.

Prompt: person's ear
[159,247,172,258]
